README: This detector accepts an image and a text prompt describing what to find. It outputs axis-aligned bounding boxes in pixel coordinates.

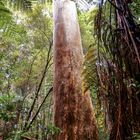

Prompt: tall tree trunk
[53,0,98,140]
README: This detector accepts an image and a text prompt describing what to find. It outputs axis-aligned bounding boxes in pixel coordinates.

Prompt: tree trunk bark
[53,0,98,140]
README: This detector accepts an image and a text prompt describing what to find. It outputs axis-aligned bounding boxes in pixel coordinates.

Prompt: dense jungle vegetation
[0,0,140,140]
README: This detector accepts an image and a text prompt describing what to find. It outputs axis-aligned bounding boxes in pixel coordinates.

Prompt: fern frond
[82,45,97,94]
[0,1,12,34]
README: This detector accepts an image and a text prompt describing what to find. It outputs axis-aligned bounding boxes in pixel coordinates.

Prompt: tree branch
[25,87,53,131]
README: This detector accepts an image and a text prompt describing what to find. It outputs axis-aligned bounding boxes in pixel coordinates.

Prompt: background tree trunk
[53,0,98,139]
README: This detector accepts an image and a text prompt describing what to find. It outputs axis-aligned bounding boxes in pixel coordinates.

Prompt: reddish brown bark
[53,1,98,140]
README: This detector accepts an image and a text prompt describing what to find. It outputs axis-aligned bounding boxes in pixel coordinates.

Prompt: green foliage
[78,9,97,51]
[130,0,140,23]
[6,0,32,11]
[131,133,140,140]
[0,1,11,16]
[0,93,22,123]
[26,4,53,49]
[0,1,12,35]
[46,123,61,135]
[0,2,53,139]
[82,46,97,92]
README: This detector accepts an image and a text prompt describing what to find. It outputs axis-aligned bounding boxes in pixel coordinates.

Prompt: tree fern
[94,0,140,139]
